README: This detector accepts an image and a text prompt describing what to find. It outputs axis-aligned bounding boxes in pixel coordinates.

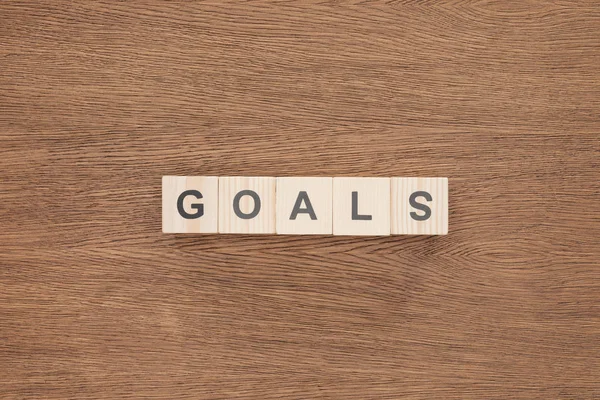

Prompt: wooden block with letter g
[333,177,391,236]
[218,177,276,234]
[391,177,448,235]
[162,176,219,233]
[276,177,333,235]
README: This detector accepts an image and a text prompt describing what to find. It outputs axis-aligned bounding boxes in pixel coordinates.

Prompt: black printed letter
[352,191,372,220]
[233,190,261,219]
[290,191,317,220]
[177,190,204,219]
[409,191,432,221]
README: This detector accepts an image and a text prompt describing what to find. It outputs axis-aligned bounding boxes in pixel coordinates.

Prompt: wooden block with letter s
[391,177,448,235]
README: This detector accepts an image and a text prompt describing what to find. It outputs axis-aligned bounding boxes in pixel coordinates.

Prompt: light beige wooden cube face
[333,177,391,236]
[162,176,219,233]
[218,177,276,234]
[276,177,332,235]
[391,177,448,235]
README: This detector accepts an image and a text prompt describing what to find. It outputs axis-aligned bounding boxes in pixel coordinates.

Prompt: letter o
[233,190,261,219]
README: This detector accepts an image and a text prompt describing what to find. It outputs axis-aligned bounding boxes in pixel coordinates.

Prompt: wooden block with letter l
[332,177,391,236]
[162,176,219,233]
[276,177,333,235]
[391,177,448,235]
[218,176,276,234]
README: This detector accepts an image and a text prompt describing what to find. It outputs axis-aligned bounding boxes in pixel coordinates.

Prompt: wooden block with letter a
[218,177,276,234]
[391,177,448,235]
[332,177,391,236]
[162,176,219,233]
[276,177,333,235]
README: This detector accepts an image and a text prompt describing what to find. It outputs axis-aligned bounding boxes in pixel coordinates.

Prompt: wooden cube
[276,177,332,235]
[162,176,219,233]
[218,177,276,234]
[391,177,448,235]
[332,177,390,236]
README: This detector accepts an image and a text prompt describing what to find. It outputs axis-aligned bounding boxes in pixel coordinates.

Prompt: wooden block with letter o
[333,177,391,236]
[391,177,448,235]
[276,177,333,235]
[162,176,219,233]
[218,177,276,234]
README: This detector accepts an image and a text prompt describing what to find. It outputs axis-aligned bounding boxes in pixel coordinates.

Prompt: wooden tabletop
[1,1,599,398]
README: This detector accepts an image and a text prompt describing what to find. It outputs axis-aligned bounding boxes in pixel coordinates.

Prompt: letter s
[409,191,432,221]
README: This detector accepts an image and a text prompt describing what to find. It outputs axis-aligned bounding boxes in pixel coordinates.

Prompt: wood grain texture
[1,1,599,399]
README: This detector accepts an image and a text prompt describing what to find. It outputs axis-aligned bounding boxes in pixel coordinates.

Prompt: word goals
[163,177,448,235]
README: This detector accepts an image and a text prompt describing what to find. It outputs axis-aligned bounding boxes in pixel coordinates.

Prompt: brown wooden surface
[1,1,599,399]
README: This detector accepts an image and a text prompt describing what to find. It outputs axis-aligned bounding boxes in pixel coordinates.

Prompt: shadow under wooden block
[391,177,448,235]
[218,177,276,234]
[162,176,219,233]
[333,177,391,236]
[276,177,333,235]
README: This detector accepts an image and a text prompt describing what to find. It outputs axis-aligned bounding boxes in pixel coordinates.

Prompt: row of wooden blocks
[163,176,448,235]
